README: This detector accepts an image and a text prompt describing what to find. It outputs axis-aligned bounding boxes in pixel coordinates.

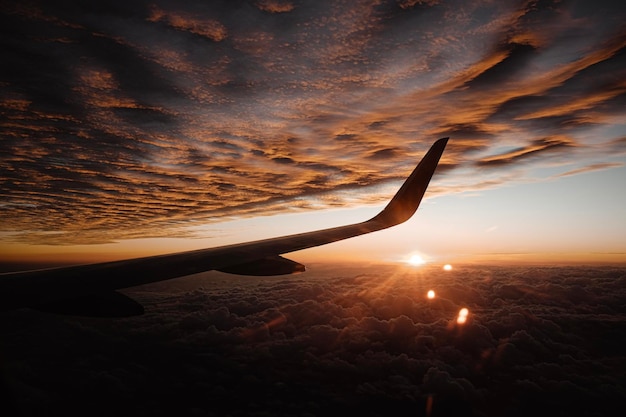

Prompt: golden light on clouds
[255,0,295,14]
[148,6,228,41]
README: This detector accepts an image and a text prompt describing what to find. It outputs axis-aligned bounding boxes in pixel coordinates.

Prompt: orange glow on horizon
[3,240,626,274]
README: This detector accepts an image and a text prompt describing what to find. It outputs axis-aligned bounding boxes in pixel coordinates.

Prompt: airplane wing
[0,138,448,316]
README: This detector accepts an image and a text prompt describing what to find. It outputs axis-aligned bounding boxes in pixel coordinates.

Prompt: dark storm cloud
[1,0,625,243]
[2,264,625,416]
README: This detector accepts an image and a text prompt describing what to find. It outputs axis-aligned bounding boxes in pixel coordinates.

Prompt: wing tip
[368,137,448,227]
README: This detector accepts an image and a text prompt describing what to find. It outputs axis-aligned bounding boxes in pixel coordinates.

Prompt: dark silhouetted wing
[0,138,448,315]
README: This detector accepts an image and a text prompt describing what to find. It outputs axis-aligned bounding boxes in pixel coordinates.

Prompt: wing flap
[216,255,305,276]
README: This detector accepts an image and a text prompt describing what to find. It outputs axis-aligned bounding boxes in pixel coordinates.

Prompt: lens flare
[457,307,469,324]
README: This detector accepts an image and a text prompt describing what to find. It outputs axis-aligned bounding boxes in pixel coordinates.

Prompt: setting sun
[408,255,426,266]
[427,290,435,299]
[443,264,453,271]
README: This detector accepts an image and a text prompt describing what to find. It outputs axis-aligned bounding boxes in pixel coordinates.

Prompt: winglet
[368,137,448,227]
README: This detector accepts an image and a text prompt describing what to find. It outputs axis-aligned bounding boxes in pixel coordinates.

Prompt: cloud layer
[1,264,625,416]
[1,0,625,243]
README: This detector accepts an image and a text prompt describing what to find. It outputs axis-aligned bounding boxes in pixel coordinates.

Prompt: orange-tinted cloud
[557,162,624,178]
[1,0,625,244]
[255,1,295,14]
[148,6,227,41]
[477,137,577,167]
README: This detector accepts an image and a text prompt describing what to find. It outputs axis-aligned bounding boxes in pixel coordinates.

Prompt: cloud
[557,162,624,178]
[367,147,401,160]
[2,264,626,416]
[398,0,440,9]
[465,42,539,90]
[148,6,228,41]
[255,1,295,14]
[1,0,625,244]
[476,137,577,167]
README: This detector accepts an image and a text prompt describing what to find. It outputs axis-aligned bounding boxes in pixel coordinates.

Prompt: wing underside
[0,138,448,315]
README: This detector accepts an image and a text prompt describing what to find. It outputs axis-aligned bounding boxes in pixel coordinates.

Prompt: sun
[408,254,426,266]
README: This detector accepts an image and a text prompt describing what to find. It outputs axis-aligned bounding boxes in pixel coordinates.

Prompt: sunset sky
[1,0,625,268]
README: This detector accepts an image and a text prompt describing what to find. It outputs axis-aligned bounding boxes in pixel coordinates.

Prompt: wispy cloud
[557,162,623,178]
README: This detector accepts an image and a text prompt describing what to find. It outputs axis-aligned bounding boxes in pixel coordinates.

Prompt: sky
[1,0,626,268]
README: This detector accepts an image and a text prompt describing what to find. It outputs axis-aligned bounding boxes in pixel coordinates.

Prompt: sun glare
[427,290,435,299]
[443,264,453,271]
[408,254,425,266]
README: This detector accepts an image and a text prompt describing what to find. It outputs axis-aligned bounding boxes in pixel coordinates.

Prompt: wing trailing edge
[0,138,448,314]
[217,255,305,276]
